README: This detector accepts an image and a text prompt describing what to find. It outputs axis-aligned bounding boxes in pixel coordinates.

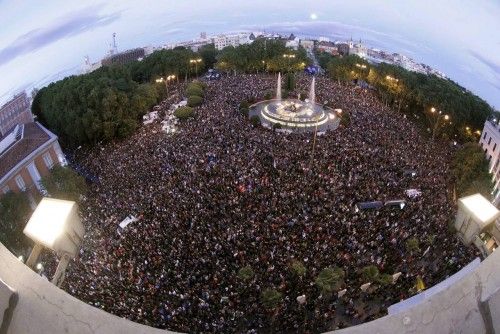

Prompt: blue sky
[0,0,499,109]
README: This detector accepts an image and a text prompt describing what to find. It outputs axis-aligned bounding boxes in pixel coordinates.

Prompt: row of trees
[32,38,309,148]
[321,54,494,140]
[32,65,160,148]
[32,46,216,148]
[215,38,309,74]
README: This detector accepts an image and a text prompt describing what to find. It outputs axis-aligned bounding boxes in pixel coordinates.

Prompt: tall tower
[111,33,118,55]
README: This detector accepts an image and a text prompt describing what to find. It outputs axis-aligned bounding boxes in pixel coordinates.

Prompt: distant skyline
[0,0,499,108]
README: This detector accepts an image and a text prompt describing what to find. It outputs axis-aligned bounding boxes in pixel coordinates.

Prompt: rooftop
[0,122,52,180]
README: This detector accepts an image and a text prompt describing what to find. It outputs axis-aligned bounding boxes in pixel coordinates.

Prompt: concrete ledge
[1,240,500,334]
[0,243,177,334]
[0,278,17,334]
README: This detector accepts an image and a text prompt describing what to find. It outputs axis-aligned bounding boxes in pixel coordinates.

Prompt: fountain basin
[249,99,340,133]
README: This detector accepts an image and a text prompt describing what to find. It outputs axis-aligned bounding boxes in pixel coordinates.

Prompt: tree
[290,260,306,277]
[285,73,296,91]
[0,192,33,255]
[41,166,87,202]
[237,265,255,282]
[250,115,261,127]
[406,237,420,254]
[187,95,203,107]
[261,288,282,310]
[361,265,380,282]
[452,143,493,198]
[186,86,204,97]
[174,106,195,120]
[315,266,345,296]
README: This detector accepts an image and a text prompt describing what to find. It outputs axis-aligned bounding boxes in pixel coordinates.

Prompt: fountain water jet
[276,73,282,100]
[309,76,316,105]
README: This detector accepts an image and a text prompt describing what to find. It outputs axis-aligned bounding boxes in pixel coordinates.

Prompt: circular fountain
[249,75,340,133]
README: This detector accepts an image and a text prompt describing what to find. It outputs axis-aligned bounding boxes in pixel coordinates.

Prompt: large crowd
[61,73,478,333]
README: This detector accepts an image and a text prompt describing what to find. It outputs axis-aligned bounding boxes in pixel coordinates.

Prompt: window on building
[15,175,26,191]
[43,152,54,169]
[483,132,487,139]
[494,144,497,152]
[2,186,10,194]
[488,138,492,145]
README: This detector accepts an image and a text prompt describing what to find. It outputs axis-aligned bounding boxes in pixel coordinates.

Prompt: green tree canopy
[261,288,283,310]
[41,166,87,202]
[174,106,195,120]
[452,143,493,197]
[315,266,345,296]
[0,192,33,255]
[237,265,255,282]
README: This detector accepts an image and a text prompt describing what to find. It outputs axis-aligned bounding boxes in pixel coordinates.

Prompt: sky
[0,0,499,108]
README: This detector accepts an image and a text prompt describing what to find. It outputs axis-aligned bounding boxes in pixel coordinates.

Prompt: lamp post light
[190,58,202,77]
[283,54,296,72]
[23,198,85,287]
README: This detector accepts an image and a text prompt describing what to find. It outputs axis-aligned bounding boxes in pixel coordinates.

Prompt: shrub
[299,91,308,101]
[174,106,195,120]
[361,265,380,282]
[237,265,255,282]
[188,81,206,91]
[290,260,306,277]
[340,111,351,126]
[273,123,282,130]
[315,267,345,295]
[250,115,261,127]
[377,273,394,286]
[239,101,250,110]
[264,91,273,100]
[186,86,204,97]
[406,237,420,253]
[261,288,282,310]
[187,95,203,107]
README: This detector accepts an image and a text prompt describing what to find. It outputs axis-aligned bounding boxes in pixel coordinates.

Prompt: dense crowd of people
[61,73,478,333]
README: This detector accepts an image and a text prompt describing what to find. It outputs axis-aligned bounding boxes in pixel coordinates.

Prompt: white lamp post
[23,198,84,287]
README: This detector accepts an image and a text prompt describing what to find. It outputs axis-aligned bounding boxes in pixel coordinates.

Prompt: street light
[431,107,436,113]
[283,54,296,72]
[23,198,84,287]
[190,58,203,77]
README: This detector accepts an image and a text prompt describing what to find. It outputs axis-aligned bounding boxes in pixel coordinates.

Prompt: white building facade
[214,33,251,50]
[479,120,500,203]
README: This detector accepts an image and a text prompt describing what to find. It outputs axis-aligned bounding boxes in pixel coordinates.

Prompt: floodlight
[23,198,84,257]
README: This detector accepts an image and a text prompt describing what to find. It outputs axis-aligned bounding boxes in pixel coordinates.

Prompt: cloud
[0,5,121,66]
[469,51,500,78]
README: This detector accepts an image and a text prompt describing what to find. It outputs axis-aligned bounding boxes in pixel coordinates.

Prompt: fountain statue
[276,73,282,101]
[248,75,339,133]
[309,76,315,105]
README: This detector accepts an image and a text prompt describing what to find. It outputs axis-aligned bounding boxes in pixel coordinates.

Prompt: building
[349,40,368,58]
[0,92,34,136]
[285,38,300,50]
[479,119,500,203]
[336,43,350,56]
[316,41,339,55]
[299,39,315,50]
[0,122,66,206]
[102,48,146,66]
[213,33,251,50]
